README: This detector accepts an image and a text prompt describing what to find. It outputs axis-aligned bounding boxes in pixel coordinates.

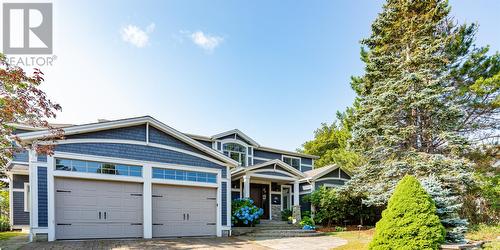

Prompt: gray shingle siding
[321,168,340,179]
[13,174,29,189]
[315,179,346,188]
[301,165,313,172]
[13,149,29,162]
[301,158,313,165]
[340,169,351,179]
[37,154,47,162]
[256,171,291,177]
[194,139,212,148]
[12,192,29,225]
[221,182,227,226]
[38,167,48,227]
[67,125,147,141]
[149,127,212,157]
[218,134,236,140]
[253,159,266,164]
[55,143,227,178]
[253,149,281,160]
[300,194,311,213]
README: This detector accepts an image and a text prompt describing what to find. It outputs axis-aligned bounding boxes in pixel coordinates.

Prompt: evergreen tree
[421,175,468,243]
[348,0,481,206]
[300,108,364,170]
[370,175,445,250]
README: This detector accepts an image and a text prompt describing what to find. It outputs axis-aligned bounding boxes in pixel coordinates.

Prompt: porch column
[243,175,250,198]
[292,180,301,224]
[293,181,300,206]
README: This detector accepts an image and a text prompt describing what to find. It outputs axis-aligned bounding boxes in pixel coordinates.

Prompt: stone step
[253,229,318,233]
[246,231,325,238]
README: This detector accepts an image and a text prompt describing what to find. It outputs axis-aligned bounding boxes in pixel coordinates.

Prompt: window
[223,143,247,166]
[283,156,301,170]
[24,183,30,212]
[55,159,142,177]
[152,168,217,183]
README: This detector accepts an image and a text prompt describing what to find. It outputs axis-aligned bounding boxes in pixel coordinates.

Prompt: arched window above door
[222,143,247,166]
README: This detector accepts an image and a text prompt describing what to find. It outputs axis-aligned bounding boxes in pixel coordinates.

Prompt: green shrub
[299,216,315,227]
[0,217,10,232]
[335,226,346,232]
[370,175,445,250]
[281,209,292,221]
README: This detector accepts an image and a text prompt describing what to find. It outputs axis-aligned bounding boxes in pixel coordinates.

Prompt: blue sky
[37,0,500,151]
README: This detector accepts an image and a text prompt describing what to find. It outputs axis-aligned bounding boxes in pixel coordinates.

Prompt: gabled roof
[303,164,352,180]
[231,159,306,178]
[211,129,260,147]
[15,116,239,167]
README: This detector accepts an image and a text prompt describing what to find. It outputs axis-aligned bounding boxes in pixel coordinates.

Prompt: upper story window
[56,158,142,177]
[223,143,246,166]
[283,156,301,170]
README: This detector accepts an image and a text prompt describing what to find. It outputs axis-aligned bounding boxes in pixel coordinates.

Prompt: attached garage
[55,178,143,240]
[152,184,217,237]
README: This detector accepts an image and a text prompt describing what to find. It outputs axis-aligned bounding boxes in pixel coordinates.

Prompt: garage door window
[56,158,142,177]
[152,168,217,183]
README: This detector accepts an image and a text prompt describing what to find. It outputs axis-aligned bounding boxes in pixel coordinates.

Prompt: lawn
[327,229,374,250]
[0,231,26,241]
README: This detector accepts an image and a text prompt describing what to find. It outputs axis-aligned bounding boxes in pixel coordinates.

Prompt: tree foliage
[348,0,500,208]
[308,186,378,226]
[370,175,445,250]
[0,53,62,169]
[421,175,468,243]
[301,109,364,171]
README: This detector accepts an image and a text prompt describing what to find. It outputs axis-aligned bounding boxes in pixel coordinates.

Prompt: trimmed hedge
[370,175,445,250]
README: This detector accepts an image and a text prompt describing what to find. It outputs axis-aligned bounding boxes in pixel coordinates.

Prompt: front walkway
[241,236,348,250]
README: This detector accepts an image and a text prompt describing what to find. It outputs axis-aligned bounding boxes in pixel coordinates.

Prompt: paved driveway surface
[11,236,347,250]
[18,237,269,250]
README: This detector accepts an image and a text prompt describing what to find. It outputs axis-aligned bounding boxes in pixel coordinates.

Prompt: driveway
[12,236,347,250]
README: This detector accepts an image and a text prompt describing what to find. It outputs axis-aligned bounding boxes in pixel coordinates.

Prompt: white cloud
[121,23,155,48]
[188,31,224,53]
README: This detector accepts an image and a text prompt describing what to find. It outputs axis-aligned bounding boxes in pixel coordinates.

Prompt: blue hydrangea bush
[231,198,264,227]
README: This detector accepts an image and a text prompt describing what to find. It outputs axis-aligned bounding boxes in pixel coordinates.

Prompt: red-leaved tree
[0,53,63,172]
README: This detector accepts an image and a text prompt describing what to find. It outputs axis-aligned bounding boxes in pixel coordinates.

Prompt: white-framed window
[223,143,247,166]
[282,155,301,170]
[24,183,30,212]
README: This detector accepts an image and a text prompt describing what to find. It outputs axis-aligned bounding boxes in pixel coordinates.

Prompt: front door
[250,183,269,219]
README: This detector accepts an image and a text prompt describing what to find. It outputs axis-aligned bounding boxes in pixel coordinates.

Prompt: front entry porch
[230,159,306,222]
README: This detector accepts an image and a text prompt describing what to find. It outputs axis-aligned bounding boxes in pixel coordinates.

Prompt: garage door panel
[55,178,143,240]
[152,184,217,237]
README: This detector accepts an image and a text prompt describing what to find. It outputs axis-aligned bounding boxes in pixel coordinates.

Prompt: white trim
[15,116,239,166]
[28,150,38,231]
[257,146,319,159]
[251,173,297,181]
[8,174,13,228]
[252,169,297,178]
[47,156,55,241]
[23,183,30,212]
[211,129,260,147]
[281,185,292,210]
[253,156,271,162]
[42,138,230,167]
[232,159,305,178]
[152,178,218,188]
[315,177,350,182]
[143,165,152,239]
[217,174,222,237]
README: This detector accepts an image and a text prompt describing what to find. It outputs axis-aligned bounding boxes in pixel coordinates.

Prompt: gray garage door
[152,184,217,237]
[55,178,143,240]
